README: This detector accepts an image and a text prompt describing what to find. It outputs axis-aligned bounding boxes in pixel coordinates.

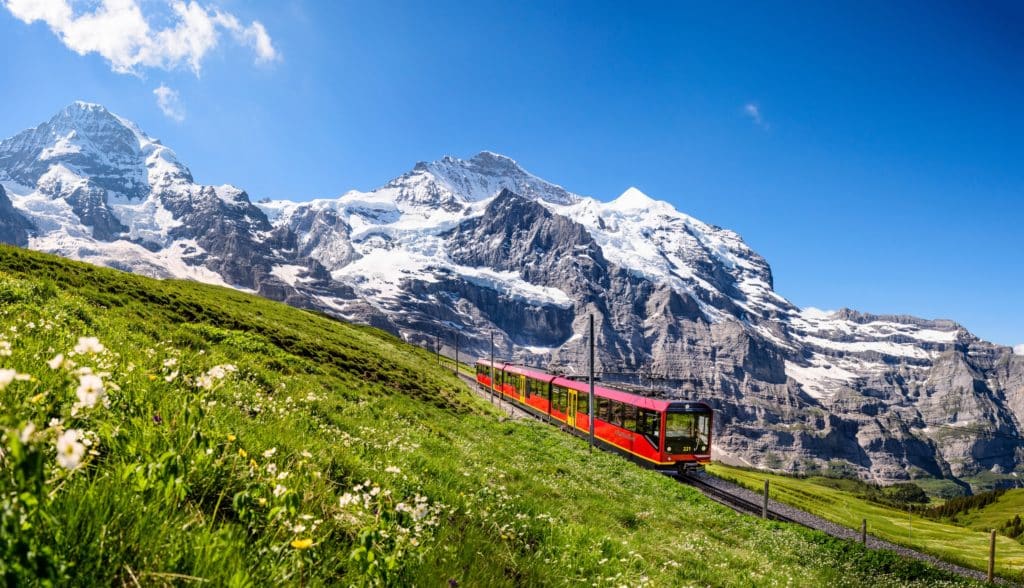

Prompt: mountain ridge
[1,102,1021,486]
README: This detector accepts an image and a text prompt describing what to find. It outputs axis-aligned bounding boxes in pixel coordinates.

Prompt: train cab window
[664,411,711,454]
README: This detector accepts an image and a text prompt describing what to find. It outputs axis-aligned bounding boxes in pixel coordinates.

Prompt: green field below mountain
[709,463,1024,582]
[0,245,979,586]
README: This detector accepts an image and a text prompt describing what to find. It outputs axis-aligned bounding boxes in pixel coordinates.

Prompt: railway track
[676,470,797,523]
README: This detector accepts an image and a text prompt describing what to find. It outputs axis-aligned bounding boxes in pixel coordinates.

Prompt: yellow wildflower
[238,448,247,458]
[147,374,157,381]
[227,434,237,442]
[290,538,314,549]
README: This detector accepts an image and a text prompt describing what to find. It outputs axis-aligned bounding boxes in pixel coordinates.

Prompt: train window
[623,405,637,432]
[597,397,610,421]
[637,409,659,446]
[552,386,566,413]
[609,400,623,427]
[696,413,710,453]
[577,392,589,416]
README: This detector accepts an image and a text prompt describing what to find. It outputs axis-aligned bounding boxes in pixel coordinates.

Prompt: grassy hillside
[0,245,977,587]
[709,464,1024,581]
[957,489,1024,534]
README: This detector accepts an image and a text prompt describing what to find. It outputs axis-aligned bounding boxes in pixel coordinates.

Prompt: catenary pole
[589,314,596,451]
[489,330,495,404]
[454,332,459,375]
[436,333,440,365]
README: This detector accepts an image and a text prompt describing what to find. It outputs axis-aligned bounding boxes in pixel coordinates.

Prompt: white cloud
[1014,344,1024,356]
[743,103,768,129]
[153,84,185,121]
[3,0,279,75]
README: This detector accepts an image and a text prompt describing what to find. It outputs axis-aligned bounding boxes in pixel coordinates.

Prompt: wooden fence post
[989,529,996,583]
[762,479,769,519]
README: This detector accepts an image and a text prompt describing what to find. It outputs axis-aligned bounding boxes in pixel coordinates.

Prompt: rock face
[0,185,33,246]
[2,102,1023,486]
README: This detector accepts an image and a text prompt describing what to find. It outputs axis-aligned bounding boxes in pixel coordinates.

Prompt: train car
[474,359,712,472]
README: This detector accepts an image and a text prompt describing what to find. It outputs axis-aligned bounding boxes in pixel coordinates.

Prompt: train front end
[663,402,713,472]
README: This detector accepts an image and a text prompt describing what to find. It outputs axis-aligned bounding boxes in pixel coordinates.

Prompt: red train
[475,359,712,472]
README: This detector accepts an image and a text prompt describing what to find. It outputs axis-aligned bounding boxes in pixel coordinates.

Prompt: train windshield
[664,410,711,455]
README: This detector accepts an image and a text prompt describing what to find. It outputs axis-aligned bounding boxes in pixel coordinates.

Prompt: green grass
[708,463,1024,581]
[957,489,1024,533]
[0,244,981,586]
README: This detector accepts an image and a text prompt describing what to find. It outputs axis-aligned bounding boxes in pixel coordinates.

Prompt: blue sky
[1,1,1021,347]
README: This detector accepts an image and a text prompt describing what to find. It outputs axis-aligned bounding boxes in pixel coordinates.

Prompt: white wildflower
[19,422,36,443]
[55,429,86,470]
[273,484,287,497]
[162,357,178,369]
[262,447,277,458]
[385,465,401,474]
[339,493,356,507]
[0,340,11,357]
[75,374,105,409]
[0,369,29,390]
[73,337,105,355]
[47,353,65,370]
[411,503,429,521]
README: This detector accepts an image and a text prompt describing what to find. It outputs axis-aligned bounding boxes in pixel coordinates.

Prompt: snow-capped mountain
[2,102,1022,486]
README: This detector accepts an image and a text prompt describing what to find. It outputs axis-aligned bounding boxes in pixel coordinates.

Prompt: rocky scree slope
[1,102,1022,484]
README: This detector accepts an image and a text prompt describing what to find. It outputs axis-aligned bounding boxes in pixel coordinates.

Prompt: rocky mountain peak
[0,101,192,199]
[607,186,661,211]
[383,151,579,208]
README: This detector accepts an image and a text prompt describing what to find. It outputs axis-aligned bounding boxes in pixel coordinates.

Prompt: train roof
[475,358,711,413]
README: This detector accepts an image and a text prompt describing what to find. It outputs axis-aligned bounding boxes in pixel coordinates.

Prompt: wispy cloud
[743,102,768,129]
[2,0,279,75]
[1014,344,1024,356]
[153,84,185,122]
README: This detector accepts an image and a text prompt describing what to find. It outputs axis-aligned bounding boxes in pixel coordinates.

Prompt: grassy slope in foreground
[0,245,976,587]
[708,463,1024,581]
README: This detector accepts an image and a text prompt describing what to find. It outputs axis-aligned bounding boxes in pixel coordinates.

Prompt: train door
[566,389,577,427]
[518,375,526,402]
